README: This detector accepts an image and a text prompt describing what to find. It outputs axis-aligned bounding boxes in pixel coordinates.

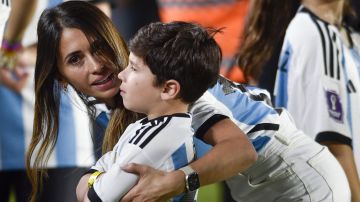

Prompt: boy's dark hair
[129,21,221,103]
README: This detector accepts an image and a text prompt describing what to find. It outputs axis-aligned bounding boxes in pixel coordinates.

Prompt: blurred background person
[0,0,37,201]
[273,0,360,201]
[156,0,250,83]
[0,0,113,201]
[238,0,300,100]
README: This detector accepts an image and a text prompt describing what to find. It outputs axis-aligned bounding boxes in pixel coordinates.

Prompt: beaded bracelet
[0,39,22,69]
[1,39,22,52]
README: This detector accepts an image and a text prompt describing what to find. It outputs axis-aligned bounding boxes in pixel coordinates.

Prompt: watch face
[187,172,200,191]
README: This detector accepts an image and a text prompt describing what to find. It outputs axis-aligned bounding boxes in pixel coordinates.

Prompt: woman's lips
[92,74,115,90]
[92,74,113,85]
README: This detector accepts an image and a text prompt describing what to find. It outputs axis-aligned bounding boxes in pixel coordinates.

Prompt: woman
[274,0,360,201]
[25,1,136,201]
[28,1,350,202]
[237,0,300,98]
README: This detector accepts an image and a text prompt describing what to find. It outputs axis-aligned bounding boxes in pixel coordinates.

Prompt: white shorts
[226,109,350,202]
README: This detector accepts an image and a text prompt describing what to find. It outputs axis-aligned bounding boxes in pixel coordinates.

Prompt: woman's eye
[68,56,81,65]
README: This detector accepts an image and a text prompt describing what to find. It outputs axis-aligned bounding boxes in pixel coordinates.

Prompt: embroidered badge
[218,76,236,95]
[325,90,343,122]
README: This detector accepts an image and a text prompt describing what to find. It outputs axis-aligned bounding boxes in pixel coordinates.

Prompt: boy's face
[118,52,162,115]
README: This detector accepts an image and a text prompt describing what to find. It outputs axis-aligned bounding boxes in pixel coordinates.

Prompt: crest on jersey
[218,76,236,95]
[325,90,343,122]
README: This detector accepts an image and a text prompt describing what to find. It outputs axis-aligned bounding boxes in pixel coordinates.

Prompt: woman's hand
[0,67,29,92]
[121,163,185,202]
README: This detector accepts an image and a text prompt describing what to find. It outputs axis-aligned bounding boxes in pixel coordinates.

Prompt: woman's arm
[121,118,257,202]
[76,174,91,202]
[322,141,360,202]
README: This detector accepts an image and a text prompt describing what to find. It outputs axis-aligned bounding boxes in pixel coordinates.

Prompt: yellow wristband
[88,171,103,189]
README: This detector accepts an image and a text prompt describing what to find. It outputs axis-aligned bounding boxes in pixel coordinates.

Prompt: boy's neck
[146,101,189,120]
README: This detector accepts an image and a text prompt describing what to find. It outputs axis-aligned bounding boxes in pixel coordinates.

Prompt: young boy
[79,21,221,202]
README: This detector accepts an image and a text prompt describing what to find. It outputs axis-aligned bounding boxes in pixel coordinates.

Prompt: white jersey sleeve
[90,114,194,202]
[190,91,232,135]
[191,76,281,153]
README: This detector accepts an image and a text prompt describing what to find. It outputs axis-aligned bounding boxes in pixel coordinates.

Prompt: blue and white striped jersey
[0,74,95,170]
[274,6,360,173]
[90,113,195,202]
[190,76,281,153]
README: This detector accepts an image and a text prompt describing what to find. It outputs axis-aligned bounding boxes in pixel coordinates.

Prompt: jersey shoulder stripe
[129,116,173,149]
[300,7,341,80]
[130,125,153,145]
[315,131,352,147]
[208,76,278,126]
[248,123,280,134]
[139,117,172,149]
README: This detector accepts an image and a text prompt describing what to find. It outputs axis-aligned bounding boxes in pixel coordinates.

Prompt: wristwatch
[179,166,200,192]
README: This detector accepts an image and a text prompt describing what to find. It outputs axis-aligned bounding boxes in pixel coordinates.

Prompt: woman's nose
[88,56,103,73]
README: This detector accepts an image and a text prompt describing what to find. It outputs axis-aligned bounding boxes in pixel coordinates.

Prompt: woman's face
[57,28,121,105]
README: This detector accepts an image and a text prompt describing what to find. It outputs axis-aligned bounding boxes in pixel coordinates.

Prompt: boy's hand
[76,174,91,202]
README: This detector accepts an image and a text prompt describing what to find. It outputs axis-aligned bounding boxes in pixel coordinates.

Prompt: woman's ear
[161,79,180,100]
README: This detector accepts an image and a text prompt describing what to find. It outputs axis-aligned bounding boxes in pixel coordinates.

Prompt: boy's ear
[161,79,180,100]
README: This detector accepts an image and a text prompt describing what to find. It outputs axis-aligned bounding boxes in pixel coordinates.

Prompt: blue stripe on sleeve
[193,137,212,159]
[275,42,293,108]
[251,136,271,152]
[171,143,188,170]
[208,83,277,125]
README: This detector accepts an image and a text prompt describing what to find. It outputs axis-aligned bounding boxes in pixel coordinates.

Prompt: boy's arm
[121,118,257,202]
[88,144,155,202]
[88,118,193,202]
[76,150,115,202]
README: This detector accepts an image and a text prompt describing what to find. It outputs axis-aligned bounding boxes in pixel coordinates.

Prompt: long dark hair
[344,0,360,31]
[26,1,137,201]
[238,0,300,82]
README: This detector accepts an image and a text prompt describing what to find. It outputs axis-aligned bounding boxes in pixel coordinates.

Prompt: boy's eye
[130,65,136,71]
